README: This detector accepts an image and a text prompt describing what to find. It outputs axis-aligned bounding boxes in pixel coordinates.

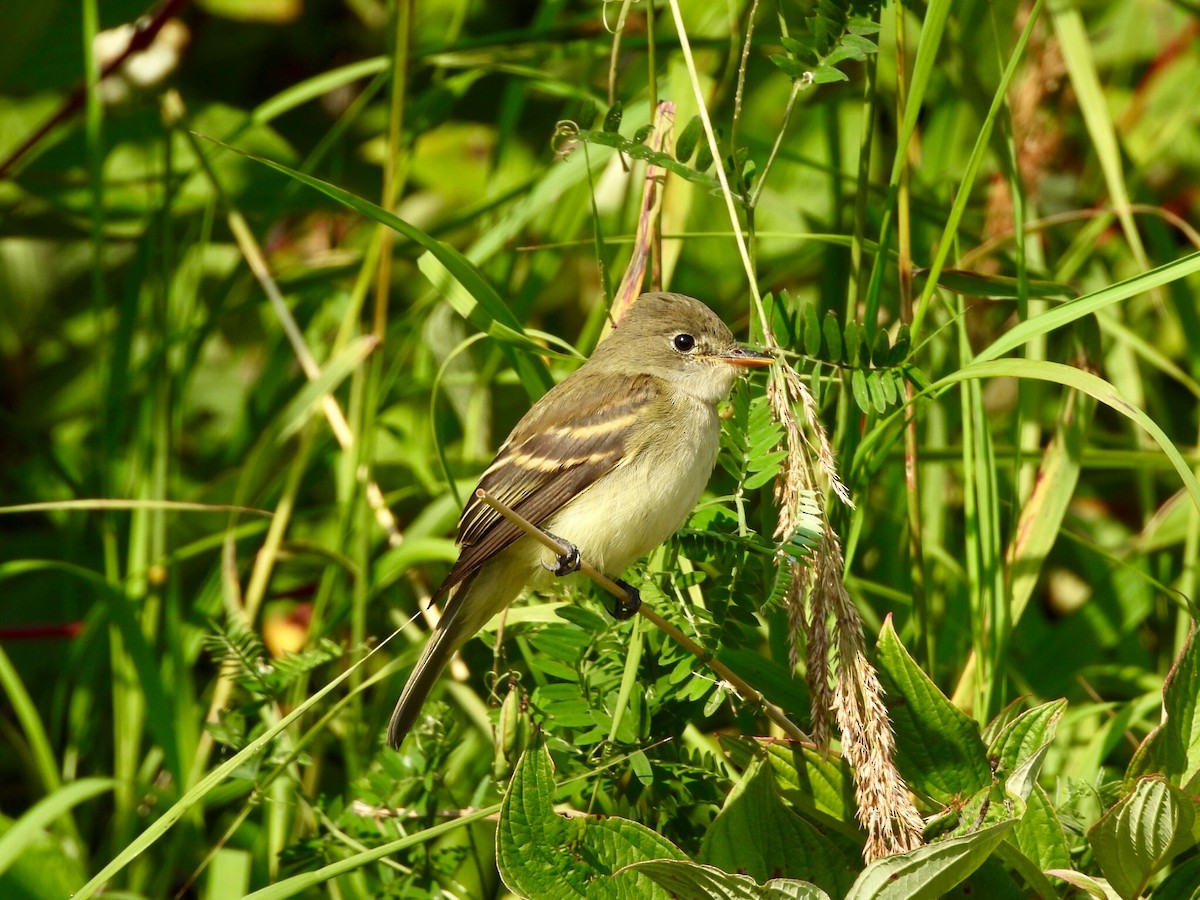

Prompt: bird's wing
[434,372,661,597]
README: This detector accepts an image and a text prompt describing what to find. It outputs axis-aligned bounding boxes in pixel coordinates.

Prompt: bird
[387,291,772,748]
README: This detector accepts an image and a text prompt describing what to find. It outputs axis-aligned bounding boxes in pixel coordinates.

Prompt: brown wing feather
[434,372,662,597]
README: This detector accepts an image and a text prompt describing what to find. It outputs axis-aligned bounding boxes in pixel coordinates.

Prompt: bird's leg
[609,579,641,620]
[541,532,582,576]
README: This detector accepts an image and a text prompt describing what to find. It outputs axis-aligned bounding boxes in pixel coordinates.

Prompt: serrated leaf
[676,116,702,163]
[875,618,992,804]
[622,860,831,900]
[1045,871,1123,900]
[496,745,686,899]
[822,313,842,362]
[1088,776,1200,900]
[1014,785,1072,872]
[1127,628,1200,789]
[845,818,1015,900]
[988,699,1066,800]
[699,760,856,897]
[764,743,856,828]
[850,368,871,414]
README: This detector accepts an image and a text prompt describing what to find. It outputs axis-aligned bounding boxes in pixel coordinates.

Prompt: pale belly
[533,401,720,580]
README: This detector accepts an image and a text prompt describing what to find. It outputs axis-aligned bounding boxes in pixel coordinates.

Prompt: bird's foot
[609,579,641,620]
[541,533,582,577]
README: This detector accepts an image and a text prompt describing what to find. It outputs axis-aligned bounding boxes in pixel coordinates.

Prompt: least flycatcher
[387,291,772,748]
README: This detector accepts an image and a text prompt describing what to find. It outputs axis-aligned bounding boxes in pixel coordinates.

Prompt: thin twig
[474,488,811,744]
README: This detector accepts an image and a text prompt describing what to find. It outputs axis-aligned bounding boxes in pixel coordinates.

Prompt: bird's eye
[673,333,696,352]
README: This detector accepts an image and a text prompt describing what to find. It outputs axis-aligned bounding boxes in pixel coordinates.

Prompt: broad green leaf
[844,817,1015,900]
[875,618,992,804]
[988,699,1066,800]
[1089,777,1200,900]
[1045,870,1123,900]
[1127,628,1200,789]
[1152,856,1200,900]
[762,744,857,833]
[496,744,685,900]
[622,860,831,900]
[1013,785,1072,873]
[699,760,856,897]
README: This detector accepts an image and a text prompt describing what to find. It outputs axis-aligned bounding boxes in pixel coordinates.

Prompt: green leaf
[1127,628,1200,789]
[869,329,891,367]
[623,860,831,900]
[0,778,115,878]
[1088,776,1200,900]
[202,135,553,386]
[914,267,1075,300]
[936,359,1200,515]
[496,745,686,899]
[676,115,702,163]
[1152,856,1200,900]
[850,368,871,414]
[878,369,898,408]
[1045,871,1123,900]
[972,251,1200,364]
[278,335,378,441]
[866,371,887,414]
[803,303,822,357]
[1013,785,1072,872]
[822,313,843,362]
[763,743,857,833]
[812,65,850,84]
[604,101,623,132]
[875,618,992,804]
[844,817,1015,900]
[987,699,1066,800]
[698,760,856,897]
[843,320,863,366]
[887,324,911,365]
[769,55,808,81]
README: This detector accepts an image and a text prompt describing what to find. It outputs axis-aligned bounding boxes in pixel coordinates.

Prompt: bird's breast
[539,399,721,578]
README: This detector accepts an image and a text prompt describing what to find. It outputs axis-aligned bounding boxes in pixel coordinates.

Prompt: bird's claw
[609,579,641,620]
[542,534,582,576]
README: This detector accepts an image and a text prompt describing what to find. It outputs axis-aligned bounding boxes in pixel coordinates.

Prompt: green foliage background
[1,0,1199,897]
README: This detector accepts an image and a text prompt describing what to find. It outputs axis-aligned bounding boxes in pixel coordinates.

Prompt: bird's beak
[717,345,774,368]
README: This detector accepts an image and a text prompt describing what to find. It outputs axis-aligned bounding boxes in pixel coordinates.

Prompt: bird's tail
[386,574,484,749]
